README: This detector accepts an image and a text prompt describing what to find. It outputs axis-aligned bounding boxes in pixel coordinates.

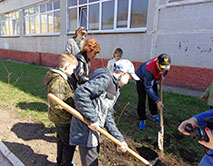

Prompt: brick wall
[0,49,212,91]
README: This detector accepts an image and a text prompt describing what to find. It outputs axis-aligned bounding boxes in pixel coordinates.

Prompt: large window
[0,11,20,36]
[67,0,148,33]
[24,0,60,35]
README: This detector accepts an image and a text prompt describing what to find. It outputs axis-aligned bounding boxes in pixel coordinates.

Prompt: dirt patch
[0,105,191,166]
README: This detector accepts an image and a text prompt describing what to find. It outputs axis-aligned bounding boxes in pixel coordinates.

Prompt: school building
[0,0,212,90]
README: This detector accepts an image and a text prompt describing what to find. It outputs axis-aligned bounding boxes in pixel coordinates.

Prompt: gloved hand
[117,141,128,153]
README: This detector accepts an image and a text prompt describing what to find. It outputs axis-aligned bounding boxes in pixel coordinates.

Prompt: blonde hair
[59,53,78,68]
[82,38,101,54]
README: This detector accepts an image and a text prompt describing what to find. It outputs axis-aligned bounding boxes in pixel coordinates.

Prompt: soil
[0,105,191,166]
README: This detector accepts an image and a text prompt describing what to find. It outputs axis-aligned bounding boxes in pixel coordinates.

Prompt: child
[136,53,171,130]
[74,38,101,86]
[65,26,88,56]
[200,82,213,109]
[44,53,78,166]
[107,48,123,72]
[69,59,140,166]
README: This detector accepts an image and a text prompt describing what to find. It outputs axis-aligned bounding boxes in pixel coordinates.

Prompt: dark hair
[113,48,123,58]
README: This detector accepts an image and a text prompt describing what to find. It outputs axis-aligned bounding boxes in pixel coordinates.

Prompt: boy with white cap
[69,59,139,166]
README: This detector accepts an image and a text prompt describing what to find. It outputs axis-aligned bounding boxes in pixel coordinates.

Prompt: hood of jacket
[44,68,68,85]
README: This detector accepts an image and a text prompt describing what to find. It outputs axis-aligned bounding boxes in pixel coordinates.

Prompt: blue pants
[199,150,213,166]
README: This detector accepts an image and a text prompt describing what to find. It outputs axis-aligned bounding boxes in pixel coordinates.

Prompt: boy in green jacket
[44,53,78,166]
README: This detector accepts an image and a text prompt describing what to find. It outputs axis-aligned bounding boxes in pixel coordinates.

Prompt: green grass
[0,59,210,165]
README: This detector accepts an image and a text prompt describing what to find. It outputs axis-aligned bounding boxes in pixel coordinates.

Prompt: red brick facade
[0,49,212,91]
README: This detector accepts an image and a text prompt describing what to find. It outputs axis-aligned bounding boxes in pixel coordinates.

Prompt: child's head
[113,48,123,61]
[114,59,139,87]
[59,53,78,76]
[157,53,171,72]
[74,26,88,40]
[82,38,101,60]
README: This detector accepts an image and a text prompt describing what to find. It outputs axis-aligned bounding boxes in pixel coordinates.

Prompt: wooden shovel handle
[48,93,151,166]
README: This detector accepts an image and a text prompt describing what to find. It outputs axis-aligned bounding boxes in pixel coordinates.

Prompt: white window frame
[23,0,60,36]
[166,0,212,7]
[0,11,20,37]
[67,0,148,34]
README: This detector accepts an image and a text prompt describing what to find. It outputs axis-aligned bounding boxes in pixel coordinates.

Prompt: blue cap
[114,59,140,81]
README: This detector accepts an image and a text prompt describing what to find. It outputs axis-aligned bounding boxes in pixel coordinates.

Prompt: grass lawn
[0,59,210,165]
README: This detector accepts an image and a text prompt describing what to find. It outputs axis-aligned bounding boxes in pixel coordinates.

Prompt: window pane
[68,0,77,7]
[89,4,99,30]
[24,9,29,16]
[89,0,99,2]
[29,7,34,15]
[41,14,47,33]
[35,15,40,34]
[79,0,87,5]
[79,7,87,28]
[68,8,77,31]
[34,6,39,14]
[117,0,128,28]
[54,11,60,32]
[24,17,29,34]
[5,18,10,35]
[47,2,53,11]
[29,16,35,34]
[130,0,148,28]
[54,1,60,9]
[40,4,46,13]
[9,19,13,35]
[48,13,53,32]
[102,1,114,30]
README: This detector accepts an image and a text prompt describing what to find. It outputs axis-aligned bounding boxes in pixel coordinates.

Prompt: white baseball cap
[114,59,140,81]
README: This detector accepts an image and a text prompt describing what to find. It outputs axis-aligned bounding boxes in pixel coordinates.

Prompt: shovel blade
[158,131,164,152]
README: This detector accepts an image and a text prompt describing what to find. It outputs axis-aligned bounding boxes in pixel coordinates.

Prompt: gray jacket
[69,68,124,147]
[65,38,84,55]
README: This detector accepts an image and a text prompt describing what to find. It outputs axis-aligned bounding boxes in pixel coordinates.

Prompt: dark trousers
[79,145,100,166]
[136,80,158,120]
[55,124,76,166]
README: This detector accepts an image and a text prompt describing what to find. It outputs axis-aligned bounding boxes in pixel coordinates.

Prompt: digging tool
[158,79,164,156]
[48,93,151,166]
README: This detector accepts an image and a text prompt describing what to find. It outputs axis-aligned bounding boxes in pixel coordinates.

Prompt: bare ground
[0,105,191,166]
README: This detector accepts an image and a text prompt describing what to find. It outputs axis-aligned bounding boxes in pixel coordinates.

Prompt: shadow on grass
[3,141,55,166]
[11,122,56,143]
[16,102,48,112]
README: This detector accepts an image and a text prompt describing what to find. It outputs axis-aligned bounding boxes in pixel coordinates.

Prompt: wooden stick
[158,80,164,155]
[48,93,151,166]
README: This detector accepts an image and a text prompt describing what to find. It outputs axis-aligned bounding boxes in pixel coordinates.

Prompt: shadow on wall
[11,122,56,142]
[3,141,55,166]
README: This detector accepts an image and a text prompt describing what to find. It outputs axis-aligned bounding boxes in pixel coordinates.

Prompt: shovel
[48,93,152,166]
[158,80,164,156]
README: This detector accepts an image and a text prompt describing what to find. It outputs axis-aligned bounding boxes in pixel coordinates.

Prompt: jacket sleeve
[143,70,159,102]
[65,39,73,54]
[75,60,89,84]
[104,109,124,142]
[193,109,213,126]
[74,75,110,123]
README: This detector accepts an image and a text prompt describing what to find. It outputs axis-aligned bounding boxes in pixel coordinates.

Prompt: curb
[0,141,25,166]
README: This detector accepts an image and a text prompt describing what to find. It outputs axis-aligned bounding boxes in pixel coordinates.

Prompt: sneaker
[150,115,160,123]
[139,120,146,130]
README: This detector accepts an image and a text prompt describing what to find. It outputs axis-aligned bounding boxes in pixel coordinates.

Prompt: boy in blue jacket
[136,53,171,130]
[69,59,139,166]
